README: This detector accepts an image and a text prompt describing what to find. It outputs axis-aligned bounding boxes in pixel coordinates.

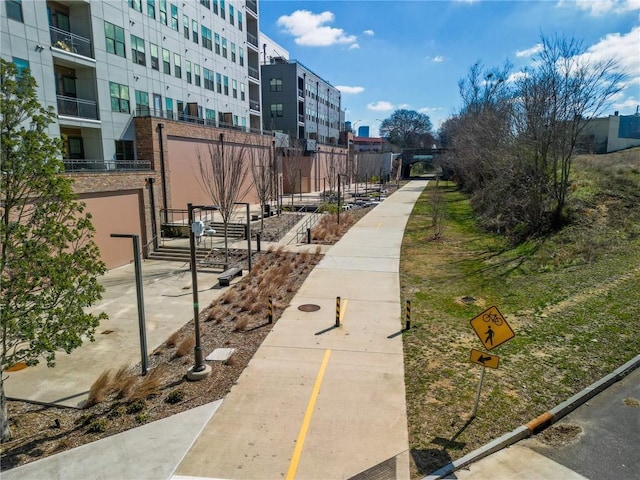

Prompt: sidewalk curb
[423,354,640,480]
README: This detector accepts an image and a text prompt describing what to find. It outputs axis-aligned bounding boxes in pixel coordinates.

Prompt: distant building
[578,112,640,153]
[260,58,344,148]
[357,125,370,137]
[353,136,385,153]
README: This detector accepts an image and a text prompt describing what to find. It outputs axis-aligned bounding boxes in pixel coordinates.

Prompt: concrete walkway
[172,180,428,480]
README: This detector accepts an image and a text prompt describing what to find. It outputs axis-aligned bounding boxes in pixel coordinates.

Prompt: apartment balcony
[63,158,152,173]
[50,26,93,59]
[246,0,257,15]
[57,95,98,120]
[246,31,258,49]
[249,100,260,112]
[248,65,259,81]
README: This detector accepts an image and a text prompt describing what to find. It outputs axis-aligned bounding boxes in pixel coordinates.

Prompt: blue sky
[258,0,640,136]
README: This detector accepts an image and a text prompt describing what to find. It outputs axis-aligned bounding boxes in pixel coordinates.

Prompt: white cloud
[277,10,357,47]
[516,43,543,58]
[336,85,365,94]
[561,0,640,16]
[432,55,445,63]
[367,101,394,111]
[507,71,529,83]
[349,43,360,50]
[581,26,640,77]
[419,107,444,114]
[363,29,375,36]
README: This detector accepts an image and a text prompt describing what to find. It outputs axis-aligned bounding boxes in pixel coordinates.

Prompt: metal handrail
[57,95,98,120]
[50,26,92,58]
[296,207,322,243]
[63,158,152,173]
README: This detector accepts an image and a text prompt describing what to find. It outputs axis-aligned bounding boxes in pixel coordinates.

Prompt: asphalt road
[526,366,640,480]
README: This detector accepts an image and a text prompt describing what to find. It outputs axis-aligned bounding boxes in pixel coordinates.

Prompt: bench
[218,267,242,286]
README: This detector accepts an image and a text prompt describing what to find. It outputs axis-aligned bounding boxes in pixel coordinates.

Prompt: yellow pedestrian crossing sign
[470,349,500,369]
[470,306,515,350]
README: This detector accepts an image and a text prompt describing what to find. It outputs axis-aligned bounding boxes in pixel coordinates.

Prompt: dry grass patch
[175,337,194,358]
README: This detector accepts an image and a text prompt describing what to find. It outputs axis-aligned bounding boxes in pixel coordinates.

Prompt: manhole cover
[298,304,321,312]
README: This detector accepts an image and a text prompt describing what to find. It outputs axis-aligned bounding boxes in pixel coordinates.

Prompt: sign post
[468,306,515,417]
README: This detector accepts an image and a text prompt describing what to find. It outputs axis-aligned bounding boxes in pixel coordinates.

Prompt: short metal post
[405,299,411,330]
[336,296,341,327]
[307,228,311,244]
[472,366,486,418]
[256,232,261,252]
[268,296,273,324]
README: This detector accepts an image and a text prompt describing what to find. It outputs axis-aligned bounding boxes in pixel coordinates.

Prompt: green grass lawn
[401,149,640,476]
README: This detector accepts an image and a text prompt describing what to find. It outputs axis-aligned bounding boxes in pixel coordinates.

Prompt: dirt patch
[536,423,583,447]
[624,397,640,407]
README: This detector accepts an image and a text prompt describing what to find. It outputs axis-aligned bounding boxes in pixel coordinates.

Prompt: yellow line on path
[340,299,349,324]
[286,349,332,480]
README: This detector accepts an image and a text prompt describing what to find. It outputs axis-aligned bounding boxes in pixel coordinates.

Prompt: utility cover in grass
[206,348,236,362]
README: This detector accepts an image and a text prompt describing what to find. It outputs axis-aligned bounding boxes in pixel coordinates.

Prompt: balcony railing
[57,95,98,120]
[50,26,92,58]
[247,32,258,48]
[248,65,259,80]
[249,100,260,111]
[63,158,152,173]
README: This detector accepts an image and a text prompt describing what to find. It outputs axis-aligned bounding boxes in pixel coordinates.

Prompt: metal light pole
[186,203,214,381]
[110,233,148,376]
[235,202,252,272]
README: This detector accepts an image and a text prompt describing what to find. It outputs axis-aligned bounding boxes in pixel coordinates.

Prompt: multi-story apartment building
[1,0,268,269]
[1,0,262,166]
[260,58,343,150]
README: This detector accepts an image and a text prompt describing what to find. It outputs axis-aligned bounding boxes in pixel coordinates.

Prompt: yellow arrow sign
[470,306,515,350]
[470,348,500,369]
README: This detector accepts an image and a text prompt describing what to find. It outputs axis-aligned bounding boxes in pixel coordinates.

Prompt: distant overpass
[400,148,447,179]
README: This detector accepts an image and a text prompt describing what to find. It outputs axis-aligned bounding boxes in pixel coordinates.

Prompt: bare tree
[249,144,273,230]
[282,137,304,206]
[197,133,250,266]
[513,35,625,227]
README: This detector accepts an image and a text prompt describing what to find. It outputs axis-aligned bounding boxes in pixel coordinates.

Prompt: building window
[202,26,212,50]
[12,57,29,77]
[240,82,245,101]
[183,14,189,39]
[271,104,283,117]
[204,68,214,90]
[170,4,178,30]
[205,108,215,126]
[131,35,146,65]
[174,53,181,78]
[194,64,201,86]
[221,37,227,58]
[232,79,237,98]
[230,42,236,62]
[223,76,229,95]
[150,43,159,70]
[186,60,192,83]
[214,33,220,55]
[239,47,244,66]
[192,20,198,43]
[105,22,126,58]
[216,73,222,93]
[199,0,210,8]
[135,90,149,115]
[115,140,134,160]
[165,97,173,118]
[110,82,130,113]
[238,11,242,31]
[129,0,142,12]
[212,0,218,14]
[220,0,225,19]
[270,78,283,92]
[146,0,155,18]
[229,5,234,25]
[159,0,167,25]
[6,0,23,22]
[162,48,170,74]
